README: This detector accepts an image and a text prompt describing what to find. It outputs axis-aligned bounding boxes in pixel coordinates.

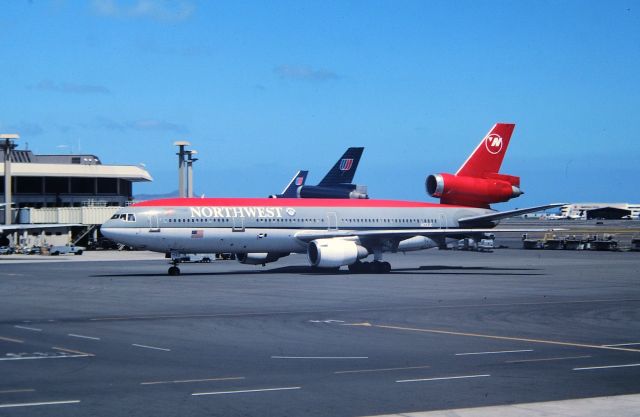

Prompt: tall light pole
[1,134,19,225]
[186,150,198,198]
[174,141,191,198]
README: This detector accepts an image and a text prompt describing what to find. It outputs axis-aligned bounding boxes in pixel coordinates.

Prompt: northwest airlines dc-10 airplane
[101,123,562,275]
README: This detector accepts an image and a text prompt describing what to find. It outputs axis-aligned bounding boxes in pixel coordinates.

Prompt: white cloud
[0,122,44,137]
[98,117,189,134]
[32,80,111,94]
[91,0,195,22]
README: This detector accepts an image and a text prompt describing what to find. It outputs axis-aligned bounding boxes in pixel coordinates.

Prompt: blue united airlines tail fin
[318,147,364,186]
[280,170,308,197]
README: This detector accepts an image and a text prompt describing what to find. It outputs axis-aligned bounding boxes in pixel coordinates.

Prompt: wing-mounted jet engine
[270,147,369,199]
[426,123,523,208]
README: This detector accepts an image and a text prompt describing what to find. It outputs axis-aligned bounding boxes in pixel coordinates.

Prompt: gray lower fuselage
[100,200,493,254]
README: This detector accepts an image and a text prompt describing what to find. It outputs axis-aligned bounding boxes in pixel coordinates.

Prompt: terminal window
[71,177,95,194]
[98,178,118,194]
[45,177,69,194]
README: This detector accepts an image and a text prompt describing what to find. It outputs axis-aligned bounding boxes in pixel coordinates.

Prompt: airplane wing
[457,203,567,226]
[294,227,556,243]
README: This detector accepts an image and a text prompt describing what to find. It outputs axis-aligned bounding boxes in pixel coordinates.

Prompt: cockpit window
[112,213,136,222]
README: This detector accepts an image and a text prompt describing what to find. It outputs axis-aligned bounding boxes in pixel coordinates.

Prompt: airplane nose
[100,221,115,239]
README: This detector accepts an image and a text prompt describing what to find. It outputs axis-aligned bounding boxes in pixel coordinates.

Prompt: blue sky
[1,0,638,207]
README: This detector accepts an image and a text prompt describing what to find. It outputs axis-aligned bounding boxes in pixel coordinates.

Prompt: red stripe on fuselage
[133,198,464,209]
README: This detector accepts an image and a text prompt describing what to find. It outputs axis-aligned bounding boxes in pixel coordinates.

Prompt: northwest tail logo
[339,158,354,171]
[484,134,503,155]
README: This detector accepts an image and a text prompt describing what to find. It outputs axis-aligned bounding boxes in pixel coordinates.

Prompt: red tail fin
[455,123,515,178]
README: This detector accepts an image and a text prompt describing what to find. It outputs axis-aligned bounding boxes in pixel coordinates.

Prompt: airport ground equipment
[49,244,85,256]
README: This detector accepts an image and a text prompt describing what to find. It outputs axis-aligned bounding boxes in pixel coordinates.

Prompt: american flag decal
[339,158,353,171]
[191,230,204,239]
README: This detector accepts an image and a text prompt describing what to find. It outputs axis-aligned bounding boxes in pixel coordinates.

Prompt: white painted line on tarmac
[574,363,640,371]
[335,365,431,374]
[308,319,345,323]
[0,400,80,409]
[0,354,91,361]
[13,325,42,332]
[0,336,24,344]
[397,374,491,383]
[271,356,368,359]
[132,343,171,352]
[456,349,533,356]
[52,346,94,356]
[603,342,640,347]
[0,389,35,394]
[192,386,301,396]
[68,333,101,341]
[506,355,592,364]
[141,377,245,385]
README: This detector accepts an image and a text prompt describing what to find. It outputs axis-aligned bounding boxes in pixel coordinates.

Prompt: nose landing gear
[168,264,181,276]
[165,251,190,276]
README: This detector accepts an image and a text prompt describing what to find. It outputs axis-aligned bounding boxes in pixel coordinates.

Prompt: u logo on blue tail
[339,158,353,171]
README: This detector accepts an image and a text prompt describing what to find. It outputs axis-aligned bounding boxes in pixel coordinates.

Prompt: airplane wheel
[168,266,181,276]
[348,262,363,273]
[372,261,391,274]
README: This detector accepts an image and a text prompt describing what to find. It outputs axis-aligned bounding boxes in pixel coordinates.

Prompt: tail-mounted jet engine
[426,173,522,208]
[426,123,523,208]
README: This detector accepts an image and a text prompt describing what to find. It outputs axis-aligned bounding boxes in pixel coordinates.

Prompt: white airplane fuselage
[101,198,493,254]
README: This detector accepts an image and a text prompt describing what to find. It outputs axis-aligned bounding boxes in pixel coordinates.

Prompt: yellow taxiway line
[347,323,640,353]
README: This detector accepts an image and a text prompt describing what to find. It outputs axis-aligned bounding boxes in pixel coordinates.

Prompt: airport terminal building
[561,203,640,220]
[1,147,152,247]
[1,149,151,210]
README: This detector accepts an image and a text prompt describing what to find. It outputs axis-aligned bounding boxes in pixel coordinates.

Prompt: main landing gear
[348,260,391,274]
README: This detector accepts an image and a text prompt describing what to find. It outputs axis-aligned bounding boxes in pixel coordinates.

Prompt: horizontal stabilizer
[457,203,568,226]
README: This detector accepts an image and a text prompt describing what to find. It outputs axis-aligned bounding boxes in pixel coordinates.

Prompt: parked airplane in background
[101,123,562,275]
[270,147,368,199]
[546,213,583,220]
[271,170,309,198]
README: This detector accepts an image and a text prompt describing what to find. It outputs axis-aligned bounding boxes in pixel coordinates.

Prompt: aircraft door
[327,212,338,230]
[439,213,447,229]
[232,217,245,232]
[148,215,160,232]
